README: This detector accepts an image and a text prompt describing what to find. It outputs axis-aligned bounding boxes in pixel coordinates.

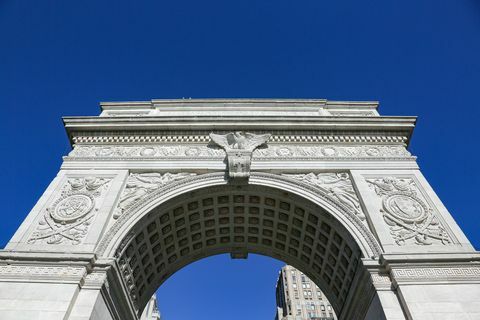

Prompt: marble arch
[100,173,379,318]
[1,99,479,320]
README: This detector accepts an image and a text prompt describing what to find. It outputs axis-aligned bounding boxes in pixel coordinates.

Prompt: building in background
[140,294,161,320]
[275,265,336,320]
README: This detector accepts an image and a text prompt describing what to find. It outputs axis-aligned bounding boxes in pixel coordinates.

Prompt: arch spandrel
[98,172,381,260]
[99,173,382,316]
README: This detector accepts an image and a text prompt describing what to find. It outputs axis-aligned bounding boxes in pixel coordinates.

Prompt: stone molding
[82,270,109,289]
[369,272,392,291]
[390,265,480,284]
[0,264,86,282]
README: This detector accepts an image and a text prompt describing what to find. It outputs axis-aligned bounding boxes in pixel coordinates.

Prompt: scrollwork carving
[367,177,451,246]
[28,177,110,245]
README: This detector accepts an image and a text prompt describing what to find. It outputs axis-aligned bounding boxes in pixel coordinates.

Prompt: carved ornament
[0,264,86,282]
[391,266,480,283]
[113,172,196,219]
[68,144,412,160]
[209,132,271,179]
[284,173,365,220]
[28,177,110,245]
[367,177,451,246]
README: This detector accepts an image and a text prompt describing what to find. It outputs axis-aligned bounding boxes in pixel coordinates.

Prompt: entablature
[63,99,416,148]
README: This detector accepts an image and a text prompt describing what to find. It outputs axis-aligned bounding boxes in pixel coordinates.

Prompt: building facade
[276,265,336,320]
[140,294,161,320]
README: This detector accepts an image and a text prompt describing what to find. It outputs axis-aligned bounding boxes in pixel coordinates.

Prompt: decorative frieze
[0,264,86,281]
[254,145,411,159]
[113,173,196,219]
[367,177,451,246]
[284,172,365,220]
[28,177,111,245]
[68,144,412,160]
[391,266,480,283]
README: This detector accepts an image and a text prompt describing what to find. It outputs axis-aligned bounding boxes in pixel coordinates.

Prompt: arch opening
[154,253,286,320]
[114,184,364,317]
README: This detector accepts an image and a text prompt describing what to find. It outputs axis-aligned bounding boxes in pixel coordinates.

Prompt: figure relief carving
[367,177,451,246]
[284,173,365,220]
[113,172,196,219]
[209,132,271,179]
[28,177,110,245]
[68,144,411,160]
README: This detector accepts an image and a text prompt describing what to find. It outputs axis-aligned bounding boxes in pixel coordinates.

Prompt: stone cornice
[64,116,416,132]
[63,98,416,147]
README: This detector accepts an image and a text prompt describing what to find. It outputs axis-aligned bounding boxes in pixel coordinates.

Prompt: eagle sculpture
[209,132,271,152]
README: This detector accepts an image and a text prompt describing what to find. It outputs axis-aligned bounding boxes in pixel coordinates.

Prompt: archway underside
[115,185,363,316]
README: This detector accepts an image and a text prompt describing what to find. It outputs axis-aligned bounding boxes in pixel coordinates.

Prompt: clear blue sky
[1,1,479,319]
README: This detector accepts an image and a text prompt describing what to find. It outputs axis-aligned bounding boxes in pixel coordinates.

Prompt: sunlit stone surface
[1,99,479,320]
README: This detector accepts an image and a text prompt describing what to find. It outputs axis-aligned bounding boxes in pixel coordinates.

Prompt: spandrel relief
[367,177,451,246]
[284,172,365,221]
[113,172,196,219]
[28,177,111,245]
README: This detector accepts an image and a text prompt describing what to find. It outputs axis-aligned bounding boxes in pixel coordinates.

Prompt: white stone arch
[99,172,381,260]
[2,99,480,320]
[97,172,383,318]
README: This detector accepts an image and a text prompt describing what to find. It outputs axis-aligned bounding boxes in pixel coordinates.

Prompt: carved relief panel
[365,176,452,246]
[67,144,412,160]
[284,172,366,221]
[113,172,196,219]
[27,176,112,245]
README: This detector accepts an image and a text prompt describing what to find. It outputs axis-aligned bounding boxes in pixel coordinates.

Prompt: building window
[327,305,332,311]
[293,283,297,289]
[321,305,326,311]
